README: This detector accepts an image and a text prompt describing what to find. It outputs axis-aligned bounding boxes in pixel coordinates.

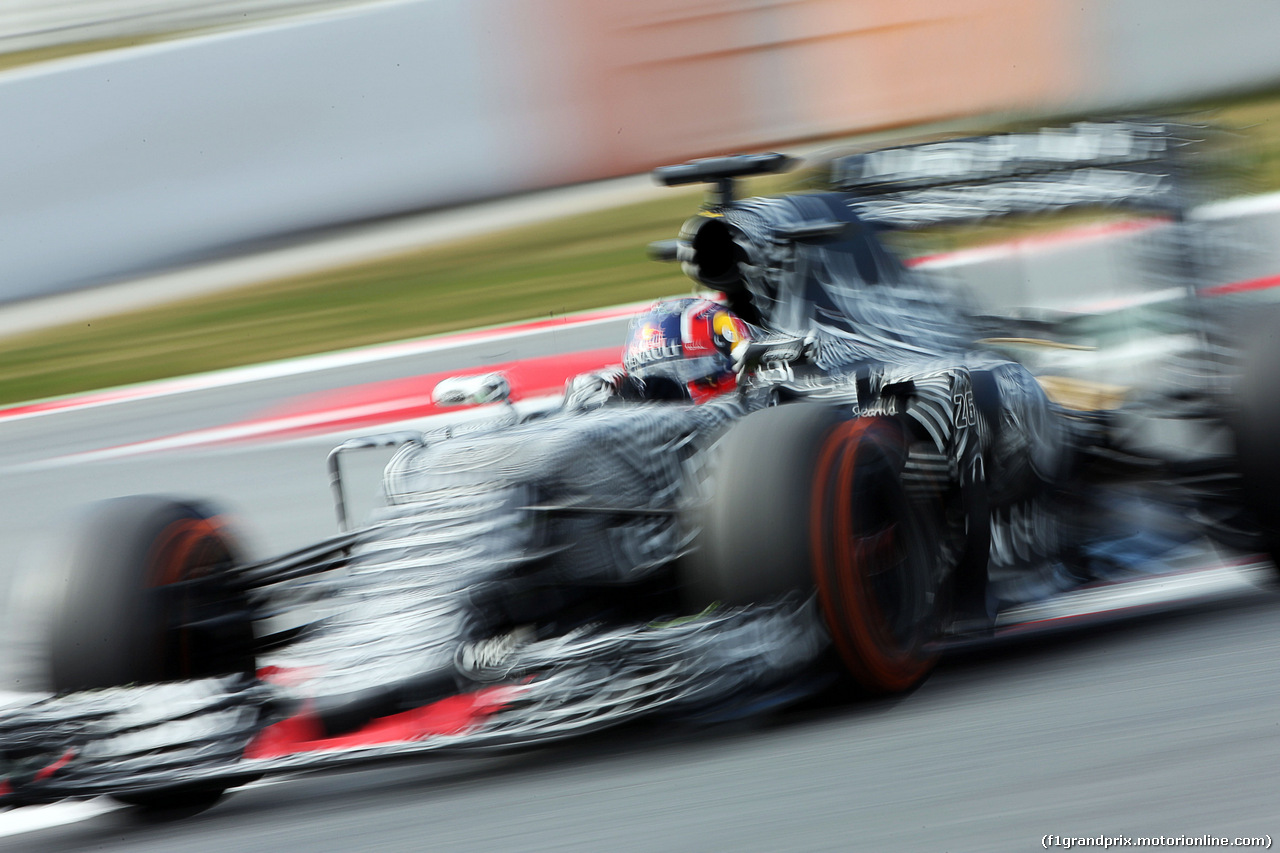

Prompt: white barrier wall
[2,0,1280,302]
[0,1,546,298]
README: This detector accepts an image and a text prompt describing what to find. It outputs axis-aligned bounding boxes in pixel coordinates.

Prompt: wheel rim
[811,419,937,693]
[147,516,251,681]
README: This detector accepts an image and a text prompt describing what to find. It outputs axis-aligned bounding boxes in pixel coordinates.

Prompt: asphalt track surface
[2,319,1279,850]
[6,604,1280,851]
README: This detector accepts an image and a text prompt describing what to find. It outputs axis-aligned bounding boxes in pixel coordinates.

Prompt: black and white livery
[2,120,1277,814]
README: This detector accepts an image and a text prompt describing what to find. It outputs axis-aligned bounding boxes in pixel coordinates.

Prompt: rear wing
[648,119,1220,312]
[825,120,1204,229]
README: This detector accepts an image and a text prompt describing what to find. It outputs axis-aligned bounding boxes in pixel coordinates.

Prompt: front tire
[45,496,256,811]
[681,404,945,695]
[809,416,939,693]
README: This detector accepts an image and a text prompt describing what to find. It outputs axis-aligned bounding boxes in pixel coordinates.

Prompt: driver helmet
[622,298,751,402]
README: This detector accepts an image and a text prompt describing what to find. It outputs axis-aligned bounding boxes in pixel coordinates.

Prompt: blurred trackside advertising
[4,0,1280,301]
[508,0,1078,177]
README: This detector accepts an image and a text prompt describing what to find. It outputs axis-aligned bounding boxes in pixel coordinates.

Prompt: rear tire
[46,496,256,811]
[681,405,945,695]
[1232,311,1280,574]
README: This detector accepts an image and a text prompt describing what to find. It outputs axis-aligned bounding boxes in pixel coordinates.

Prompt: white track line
[17,395,564,470]
[0,776,293,838]
[0,799,118,838]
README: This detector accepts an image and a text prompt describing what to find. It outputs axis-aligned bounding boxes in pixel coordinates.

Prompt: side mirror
[432,372,512,407]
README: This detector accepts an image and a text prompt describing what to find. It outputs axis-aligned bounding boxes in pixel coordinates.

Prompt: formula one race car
[3,120,1278,814]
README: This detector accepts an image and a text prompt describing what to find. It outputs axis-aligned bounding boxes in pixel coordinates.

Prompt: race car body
[2,119,1276,813]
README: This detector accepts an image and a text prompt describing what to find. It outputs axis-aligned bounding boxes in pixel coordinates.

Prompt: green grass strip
[0,192,706,405]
